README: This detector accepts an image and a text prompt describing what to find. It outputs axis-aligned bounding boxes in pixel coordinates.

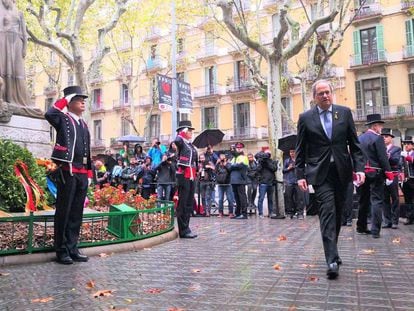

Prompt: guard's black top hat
[176,120,195,132]
[381,128,394,138]
[402,135,414,144]
[63,85,88,99]
[365,113,384,125]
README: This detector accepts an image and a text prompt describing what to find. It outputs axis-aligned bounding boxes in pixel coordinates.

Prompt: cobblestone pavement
[2,215,414,310]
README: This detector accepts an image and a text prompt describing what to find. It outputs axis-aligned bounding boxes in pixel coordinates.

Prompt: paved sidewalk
[1,215,414,310]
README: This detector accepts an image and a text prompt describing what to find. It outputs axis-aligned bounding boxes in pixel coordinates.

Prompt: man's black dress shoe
[392,224,398,229]
[270,215,286,219]
[234,215,247,219]
[382,223,392,228]
[70,252,89,262]
[346,221,353,226]
[327,262,339,279]
[357,228,371,234]
[56,254,73,265]
[180,232,198,239]
[372,233,380,238]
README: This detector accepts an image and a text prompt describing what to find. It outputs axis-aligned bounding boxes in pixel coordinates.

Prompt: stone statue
[0,0,42,119]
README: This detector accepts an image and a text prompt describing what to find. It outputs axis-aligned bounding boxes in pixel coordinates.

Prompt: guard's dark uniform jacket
[45,98,92,176]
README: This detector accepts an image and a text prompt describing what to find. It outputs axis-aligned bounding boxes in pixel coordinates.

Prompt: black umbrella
[193,129,225,148]
[96,154,117,172]
[116,134,146,143]
[278,134,297,154]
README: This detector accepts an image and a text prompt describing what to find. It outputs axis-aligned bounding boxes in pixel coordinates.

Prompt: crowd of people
[91,137,307,221]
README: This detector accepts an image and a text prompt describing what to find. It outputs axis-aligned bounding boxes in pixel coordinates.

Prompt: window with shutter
[409,73,414,105]
[406,19,414,58]
[353,30,361,66]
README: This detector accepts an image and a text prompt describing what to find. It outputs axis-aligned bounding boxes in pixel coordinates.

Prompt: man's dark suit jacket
[359,131,391,174]
[295,104,365,186]
[388,145,402,171]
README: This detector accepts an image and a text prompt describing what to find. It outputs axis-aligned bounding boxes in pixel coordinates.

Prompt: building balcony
[91,103,105,114]
[262,0,279,13]
[91,139,106,149]
[353,104,414,121]
[43,85,57,97]
[89,74,104,86]
[401,0,414,10]
[138,96,153,108]
[349,51,387,68]
[144,57,167,73]
[226,127,263,141]
[226,80,255,94]
[196,46,224,63]
[193,84,226,99]
[113,100,130,110]
[351,2,383,25]
[403,45,414,59]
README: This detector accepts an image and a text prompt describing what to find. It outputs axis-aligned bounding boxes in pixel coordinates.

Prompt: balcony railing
[404,45,414,59]
[91,139,105,148]
[91,103,105,112]
[401,0,414,10]
[113,100,130,110]
[353,3,382,21]
[232,127,260,140]
[350,50,387,67]
[193,84,226,98]
[145,57,166,72]
[196,46,223,61]
[227,80,255,93]
[353,104,414,121]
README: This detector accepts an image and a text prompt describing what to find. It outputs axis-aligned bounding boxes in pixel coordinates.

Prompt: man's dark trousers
[232,184,248,217]
[357,174,385,235]
[55,170,88,256]
[403,179,414,221]
[176,174,195,236]
[383,175,400,225]
[313,163,344,265]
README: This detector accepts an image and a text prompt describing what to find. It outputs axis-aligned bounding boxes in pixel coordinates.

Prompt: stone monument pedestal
[0,114,52,158]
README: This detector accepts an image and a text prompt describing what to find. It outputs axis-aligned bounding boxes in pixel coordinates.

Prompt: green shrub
[0,139,49,212]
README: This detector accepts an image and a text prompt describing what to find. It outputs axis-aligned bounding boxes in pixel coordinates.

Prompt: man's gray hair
[312,79,334,98]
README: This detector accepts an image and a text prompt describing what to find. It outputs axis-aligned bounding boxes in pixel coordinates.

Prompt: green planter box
[107,204,138,238]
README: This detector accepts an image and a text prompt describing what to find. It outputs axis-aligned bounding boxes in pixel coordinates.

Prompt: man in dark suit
[357,115,393,239]
[381,128,401,229]
[45,86,92,265]
[295,79,365,279]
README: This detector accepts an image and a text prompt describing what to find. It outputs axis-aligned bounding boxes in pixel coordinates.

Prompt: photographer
[137,156,156,199]
[215,153,235,217]
[255,148,278,217]
[198,153,216,216]
[247,153,259,211]
[121,158,140,191]
[154,153,176,201]
[147,138,167,168]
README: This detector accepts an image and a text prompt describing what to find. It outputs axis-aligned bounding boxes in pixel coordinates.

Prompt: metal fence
[0,201,174,256]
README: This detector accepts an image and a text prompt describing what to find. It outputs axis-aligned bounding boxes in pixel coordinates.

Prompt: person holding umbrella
[174,120,198,238]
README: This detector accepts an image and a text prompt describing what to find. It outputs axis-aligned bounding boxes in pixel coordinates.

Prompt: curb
[0,229,178,266]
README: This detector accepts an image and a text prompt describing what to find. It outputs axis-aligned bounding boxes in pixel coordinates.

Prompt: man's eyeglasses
[316,91,331,97]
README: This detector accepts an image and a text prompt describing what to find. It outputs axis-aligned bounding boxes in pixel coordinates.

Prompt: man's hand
[353,172,365,187]
[385,179,394,186]
[298,179,308,192]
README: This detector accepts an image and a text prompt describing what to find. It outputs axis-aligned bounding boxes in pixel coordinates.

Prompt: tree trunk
[268,57,285,216]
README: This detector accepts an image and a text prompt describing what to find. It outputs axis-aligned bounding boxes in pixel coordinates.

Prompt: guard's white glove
[65,93,77,103]
[88,178,92,186]
[401,151,408,157]
[385,179,393,186]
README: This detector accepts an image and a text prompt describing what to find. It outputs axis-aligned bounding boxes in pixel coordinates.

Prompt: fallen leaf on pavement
[383,262,393,266]
[273,264,282,270]
[354,269,367,274]
[191,269,201,273]
[98,253,110,258]
[302,264,315,268]
[32,297,54,303]
[145,288,163,294]
[362,249,375,254]
[277,235,287,241]
[125,298,133,303]
[0,272,10,276]
[307,276,319,282]
[288,305,297,311]
[86,280,95,289]
[168,308,186,311]
[188,283,201,291]
[392,237,401,244]
[93,289,114,298]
